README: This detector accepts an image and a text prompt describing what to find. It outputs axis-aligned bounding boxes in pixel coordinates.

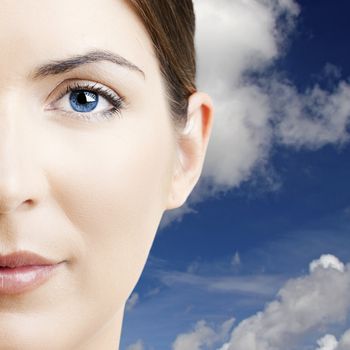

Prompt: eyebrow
[30,50,145,79]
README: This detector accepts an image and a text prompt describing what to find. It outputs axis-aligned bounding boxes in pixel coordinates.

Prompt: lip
[0,251,63,295]
[0,251,59,268]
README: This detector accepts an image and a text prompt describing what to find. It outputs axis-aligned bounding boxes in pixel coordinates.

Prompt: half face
[0,0,177,348]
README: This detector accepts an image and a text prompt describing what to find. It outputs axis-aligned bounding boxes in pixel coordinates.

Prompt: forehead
[0,0,155,80]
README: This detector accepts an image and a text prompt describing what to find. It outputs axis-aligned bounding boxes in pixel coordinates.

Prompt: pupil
[77,92,87,104]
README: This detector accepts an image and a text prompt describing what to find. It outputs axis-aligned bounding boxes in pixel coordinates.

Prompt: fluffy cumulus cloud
[160,0,350,225]
[194,0,350,192]
[314,328,350,350]
[170,255,350,350]
[315,334,338,350]
[193,0,296,195]
[335,329,350,350]
[171,318,235,350]
[310,254,345,273]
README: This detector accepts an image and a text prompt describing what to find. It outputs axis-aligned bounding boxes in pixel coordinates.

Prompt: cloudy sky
[121,0,350,349]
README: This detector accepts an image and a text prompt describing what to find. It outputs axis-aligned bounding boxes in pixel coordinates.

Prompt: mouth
[0,250,64,295]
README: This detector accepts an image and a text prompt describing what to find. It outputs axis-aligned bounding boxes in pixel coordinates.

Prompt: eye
[46,81,125,123]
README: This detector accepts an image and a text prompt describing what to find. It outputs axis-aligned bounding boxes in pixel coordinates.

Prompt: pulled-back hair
[127,0,197,130]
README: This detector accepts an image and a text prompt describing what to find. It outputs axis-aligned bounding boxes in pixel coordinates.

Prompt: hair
[127,0,197,131]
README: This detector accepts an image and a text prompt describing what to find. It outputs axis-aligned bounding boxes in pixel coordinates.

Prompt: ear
[166,91,214,210]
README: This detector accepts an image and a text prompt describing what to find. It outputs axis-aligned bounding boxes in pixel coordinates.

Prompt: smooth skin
[0,0,213,349]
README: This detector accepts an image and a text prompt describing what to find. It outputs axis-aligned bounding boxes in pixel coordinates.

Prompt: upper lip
[0,251,59,268]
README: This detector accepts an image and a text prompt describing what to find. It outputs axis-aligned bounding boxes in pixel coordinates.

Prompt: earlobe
[166,91,214,210]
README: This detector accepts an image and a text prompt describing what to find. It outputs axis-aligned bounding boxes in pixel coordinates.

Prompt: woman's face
[0,0,177,348]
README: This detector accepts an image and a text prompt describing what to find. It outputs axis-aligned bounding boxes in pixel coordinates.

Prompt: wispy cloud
[231,252,241,268]
[125,292,140,312]
[153,268,284,296]
[126,339,145,350]
[270,78,350,149]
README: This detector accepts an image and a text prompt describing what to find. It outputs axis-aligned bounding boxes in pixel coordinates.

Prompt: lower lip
[0,263,62,295]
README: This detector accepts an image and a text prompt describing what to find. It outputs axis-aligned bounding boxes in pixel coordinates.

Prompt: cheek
[40,113,175,309]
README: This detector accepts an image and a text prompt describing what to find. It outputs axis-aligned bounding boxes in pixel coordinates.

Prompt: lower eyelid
[45,108,121,125]
[47,96,123,121]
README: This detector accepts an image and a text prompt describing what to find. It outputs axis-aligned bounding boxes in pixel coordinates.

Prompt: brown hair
[127,0,197,130]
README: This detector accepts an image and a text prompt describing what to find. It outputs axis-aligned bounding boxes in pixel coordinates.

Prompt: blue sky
[121,1,350,349]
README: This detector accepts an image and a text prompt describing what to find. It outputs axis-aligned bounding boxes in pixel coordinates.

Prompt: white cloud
[315,334,338,350]
[126,339,145,350]
[172,318,235,350]
[336,329,350,350]
[271,80,350,149]
[160,202,198,230]
[192,0,299,194]
[194,0,299,89]
[170,255,350,350]
[314,329,350,350]
[193,0,291,194]
[195,0,350,193]
[310,254,345,273]
[160,0,350,226]
[218,255,350,350]
[216,344,230,350]
[125,292,139,312]
[154,269,284,296]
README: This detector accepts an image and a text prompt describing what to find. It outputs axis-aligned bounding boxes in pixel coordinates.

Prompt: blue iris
[69,90,99,113]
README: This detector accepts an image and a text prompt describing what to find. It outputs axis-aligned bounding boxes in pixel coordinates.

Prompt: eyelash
[51,81,125,123]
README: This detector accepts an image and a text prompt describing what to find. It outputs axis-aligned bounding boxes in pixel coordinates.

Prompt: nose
[0,102,48,215]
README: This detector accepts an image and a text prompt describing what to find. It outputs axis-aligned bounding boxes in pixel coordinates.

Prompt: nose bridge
[0,90,46,214]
